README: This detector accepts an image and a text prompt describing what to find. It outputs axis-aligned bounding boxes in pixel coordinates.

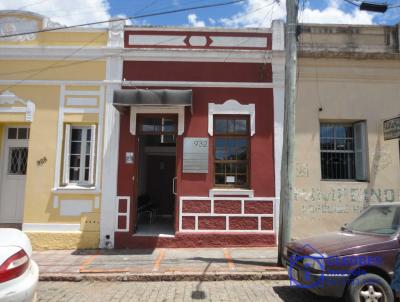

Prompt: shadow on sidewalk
[273,286,340,302]
[71,249,156,256]
[188,256,278,267]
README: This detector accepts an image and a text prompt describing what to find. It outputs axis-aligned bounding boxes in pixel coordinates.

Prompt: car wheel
[346,273,394,302]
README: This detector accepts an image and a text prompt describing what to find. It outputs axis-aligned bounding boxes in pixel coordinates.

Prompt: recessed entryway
[135,116,177,237]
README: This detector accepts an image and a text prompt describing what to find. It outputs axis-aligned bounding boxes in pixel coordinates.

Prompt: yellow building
[0,10,124,249]
[293,23,400,239]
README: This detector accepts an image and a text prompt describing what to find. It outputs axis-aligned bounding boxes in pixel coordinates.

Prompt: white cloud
[187,13,205,27]
[300,0,374,25]
[220,0,286,28]
[0,0,111,26]
[219,0,374,28]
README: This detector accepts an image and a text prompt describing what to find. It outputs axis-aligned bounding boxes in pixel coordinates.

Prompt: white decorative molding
[115,196,130,232]
[129,34,186,46]
[210,36,267,48]
[130,106,186,135]
[51,187,100,195]
[189,36,207,47]
[271,20,285,245]
[99,55,123,249]
[22,223,80,232]
[59,199,93,217]
[209,188,254,198]
[66,97,98,107]
[0,16,38,41]
[208,99,255,136]
[272,20,285,51]
[0,90,35,121]
[122,81,274,89]
[53,196,59,209]
[123,49,272,63]
[108,18,125,48]
[43,18,65,29]
[63,108,99,114]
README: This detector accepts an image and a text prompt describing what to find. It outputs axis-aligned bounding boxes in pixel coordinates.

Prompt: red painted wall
[115,59,276,246]
[123,61,272,83]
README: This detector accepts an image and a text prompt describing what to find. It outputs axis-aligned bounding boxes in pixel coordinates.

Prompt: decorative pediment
[0,10,64,42]
[0,90,35,121]
[208,99,256,136]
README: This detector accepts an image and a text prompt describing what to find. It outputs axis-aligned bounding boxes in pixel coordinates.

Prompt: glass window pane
[86,129,92,141]
[70,142,81,154]
[215,119,227,134]
[163,119,176,132]
[84,169,89,181]
[227,120,235,133]
[71,129,82,141]
[8,128,17,139]
[321,152,355,180]
[215,163,225,173]
[237,164,247,173]
[237,175,247,185]
[18,128,28,139]
[320,125,333,138]
[215,139,226,160]
[141,118,157,132]
[69,168,79,181]
[335,125,353,139]
[225,163,236,173]
[235,119,247,134]
[69,155,80,168]
[320,138,334,150]
[85,155,90,168]
[235,139,248,160]
[215,174,225,184]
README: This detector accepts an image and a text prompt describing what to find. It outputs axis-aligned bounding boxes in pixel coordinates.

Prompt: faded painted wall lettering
[295,188,399,214]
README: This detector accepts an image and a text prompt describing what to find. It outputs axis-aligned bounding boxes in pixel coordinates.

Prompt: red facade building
[103,21,285,248]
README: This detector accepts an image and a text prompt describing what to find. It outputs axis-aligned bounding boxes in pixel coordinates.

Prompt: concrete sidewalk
[32,247,288,281]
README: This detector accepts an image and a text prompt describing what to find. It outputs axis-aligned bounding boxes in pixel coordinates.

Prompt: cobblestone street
[37,281,340,302]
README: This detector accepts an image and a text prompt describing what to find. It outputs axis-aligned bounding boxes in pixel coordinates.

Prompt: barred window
[320,122,368,181]
[214,116,249,187]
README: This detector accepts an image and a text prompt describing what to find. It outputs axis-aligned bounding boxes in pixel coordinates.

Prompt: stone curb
[40,271,289,282]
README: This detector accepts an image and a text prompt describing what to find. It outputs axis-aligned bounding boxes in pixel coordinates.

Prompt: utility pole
[278,0,298,265]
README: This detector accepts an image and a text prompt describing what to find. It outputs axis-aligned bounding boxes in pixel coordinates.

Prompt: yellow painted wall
[0,60,106,81]
[0,11,108,249]
[293,58,400,239]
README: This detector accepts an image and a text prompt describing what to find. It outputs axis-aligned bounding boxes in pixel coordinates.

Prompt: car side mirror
[340,223,348,231]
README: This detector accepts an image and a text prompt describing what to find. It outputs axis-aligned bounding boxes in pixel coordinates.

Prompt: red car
[285,203,400,302]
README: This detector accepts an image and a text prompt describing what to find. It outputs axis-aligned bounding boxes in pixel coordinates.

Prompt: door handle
[172,177,177,195]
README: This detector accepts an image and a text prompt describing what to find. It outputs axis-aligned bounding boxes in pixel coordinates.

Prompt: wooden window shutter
[354,121,368,181]
[62,124,71,185]
[89,124,97,185]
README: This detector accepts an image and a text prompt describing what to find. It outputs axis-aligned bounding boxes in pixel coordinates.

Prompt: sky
[0,0,399,28]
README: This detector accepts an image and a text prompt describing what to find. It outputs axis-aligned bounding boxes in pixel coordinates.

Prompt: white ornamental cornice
[0,90,35,121]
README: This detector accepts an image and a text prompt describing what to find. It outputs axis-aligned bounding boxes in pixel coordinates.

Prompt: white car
[0,229,39,302]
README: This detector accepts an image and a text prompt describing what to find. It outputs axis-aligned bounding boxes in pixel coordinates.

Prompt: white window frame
[62,124,97,186]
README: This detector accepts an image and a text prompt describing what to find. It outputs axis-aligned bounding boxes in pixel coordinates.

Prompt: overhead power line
[0,0,245,39]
